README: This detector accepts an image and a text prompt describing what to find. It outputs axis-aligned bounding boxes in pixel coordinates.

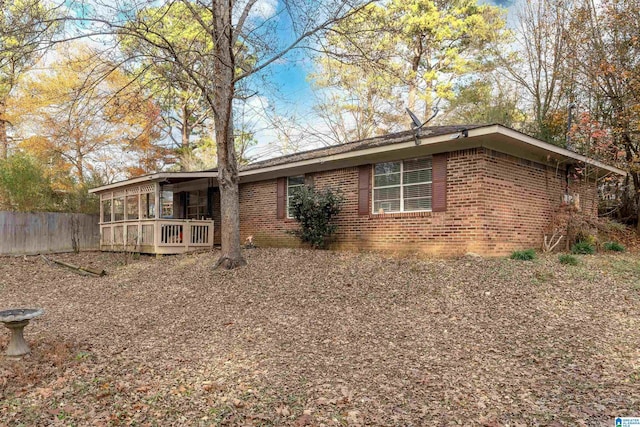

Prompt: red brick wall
[236,148,598,256]
[238,179,300,247]
[481,149,597,254]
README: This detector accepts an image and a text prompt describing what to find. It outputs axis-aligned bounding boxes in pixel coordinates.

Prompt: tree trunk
[632,170,640,233]
[0,98,8,160]
[408,38,422,114]
[407,58,419,113]
[179,102,191,172]
[76,145,85,185]
[622,130,640,233]
[212,0,245,269]
[181,102,190,148]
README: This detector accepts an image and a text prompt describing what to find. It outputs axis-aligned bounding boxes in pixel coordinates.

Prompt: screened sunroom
[91,173,218,254]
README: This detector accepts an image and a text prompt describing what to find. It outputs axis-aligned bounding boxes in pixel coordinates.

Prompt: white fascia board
[88,172,218,193]
[90,125,625,194]
[487,125,627,176]
[238,134,441,178]
[238,125,626,178]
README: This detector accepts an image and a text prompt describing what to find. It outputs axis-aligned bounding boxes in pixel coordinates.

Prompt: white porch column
[155,182,161,219]
[154,183,161,252]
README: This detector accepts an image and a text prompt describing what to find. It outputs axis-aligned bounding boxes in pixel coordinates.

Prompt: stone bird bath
[0,308,44,356]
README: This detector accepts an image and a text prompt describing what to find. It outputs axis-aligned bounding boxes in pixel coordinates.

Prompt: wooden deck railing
[100,219,214,254]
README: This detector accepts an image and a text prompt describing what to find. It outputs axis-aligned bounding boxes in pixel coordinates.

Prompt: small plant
[510,249,536,260]
[288,185,344,249]
[603,241,625,252]
[534,271,554,282]
[558,254,579,265]
[575,231,597,247]
[75,351,93,360]
[571,240,596,255]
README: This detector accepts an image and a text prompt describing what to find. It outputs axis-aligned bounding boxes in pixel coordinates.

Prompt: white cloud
[233,0,279,24]
[250,0,278,20]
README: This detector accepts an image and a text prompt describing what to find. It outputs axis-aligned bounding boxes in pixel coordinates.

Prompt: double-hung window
[287,176,305,218]
[373,157,432,213]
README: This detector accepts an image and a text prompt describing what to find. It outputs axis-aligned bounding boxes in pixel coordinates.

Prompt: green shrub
[0,153,56,211]
[558,254,579,265]
[575,231,597,247]
[571,241,596,255]
[510,249,536,260]
[288,185,344,249]
[603,241,625,252]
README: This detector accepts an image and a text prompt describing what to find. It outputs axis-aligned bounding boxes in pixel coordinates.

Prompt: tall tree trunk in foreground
[212,0,245,269]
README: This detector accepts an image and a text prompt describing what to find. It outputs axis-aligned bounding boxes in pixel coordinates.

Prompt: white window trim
[372,157,433,214]
[286,176,305,219]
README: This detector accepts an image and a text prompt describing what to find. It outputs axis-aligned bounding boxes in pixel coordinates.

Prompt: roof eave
[490,125,627,176]
[89,124,625,193]
[88,172,218,194]
[239,124,626,180]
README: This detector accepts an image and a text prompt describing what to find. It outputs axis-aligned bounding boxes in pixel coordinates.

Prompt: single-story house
[89,124,625,256]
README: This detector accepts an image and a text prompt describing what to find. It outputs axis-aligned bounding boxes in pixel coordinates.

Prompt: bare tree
[496,0,576,144]
[65,0,375,268]
[571,0,640,229]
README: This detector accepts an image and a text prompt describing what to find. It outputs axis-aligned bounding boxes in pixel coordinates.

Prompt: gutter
[239,124,627,178]
[489,125,627,176]
[89,125,626,194]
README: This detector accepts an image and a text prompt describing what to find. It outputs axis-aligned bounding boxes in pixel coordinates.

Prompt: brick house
[89,124,625,256]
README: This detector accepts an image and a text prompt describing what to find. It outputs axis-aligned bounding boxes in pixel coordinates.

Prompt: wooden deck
[100,219,214,254]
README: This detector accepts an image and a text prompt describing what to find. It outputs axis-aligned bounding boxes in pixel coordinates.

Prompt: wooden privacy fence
[0,211,99,255]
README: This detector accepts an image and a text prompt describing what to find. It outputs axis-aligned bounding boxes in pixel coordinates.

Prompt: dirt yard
[1,248,639,426]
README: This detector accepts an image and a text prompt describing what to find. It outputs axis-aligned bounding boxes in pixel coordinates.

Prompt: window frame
[372,156,433,214]
[113,197,125,222]
[101,199,112,223]
[99,185,157,223]
[126,194,139,220]
[286,175,305,219]
[141,193,156,219]
[160,191,173,218]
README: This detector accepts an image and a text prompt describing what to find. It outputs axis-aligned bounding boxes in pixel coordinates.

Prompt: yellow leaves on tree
[13,42,168,184]
[313,0,508,140]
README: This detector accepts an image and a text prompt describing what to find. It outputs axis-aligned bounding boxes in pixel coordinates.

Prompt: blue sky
[268,0,518,106]
[245,0,520,158]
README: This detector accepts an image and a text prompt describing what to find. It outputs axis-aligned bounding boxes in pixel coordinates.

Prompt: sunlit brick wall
[236,147,598,256]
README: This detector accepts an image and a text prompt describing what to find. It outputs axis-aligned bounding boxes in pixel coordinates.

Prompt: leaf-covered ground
[1,248,639,426]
